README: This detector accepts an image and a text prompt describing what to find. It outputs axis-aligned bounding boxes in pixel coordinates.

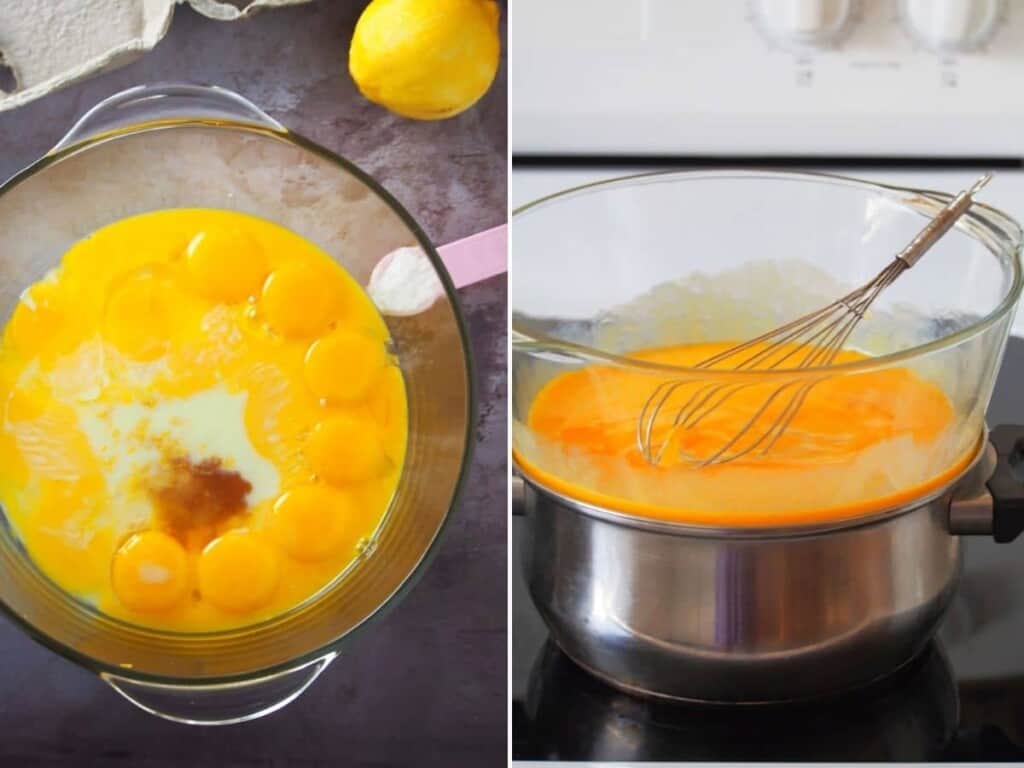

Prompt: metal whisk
[637,173,993,468]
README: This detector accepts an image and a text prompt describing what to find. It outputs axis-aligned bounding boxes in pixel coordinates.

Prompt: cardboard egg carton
[0,0,311,112]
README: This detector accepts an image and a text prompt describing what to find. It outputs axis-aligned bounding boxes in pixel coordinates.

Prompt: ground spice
[147,455,252,549]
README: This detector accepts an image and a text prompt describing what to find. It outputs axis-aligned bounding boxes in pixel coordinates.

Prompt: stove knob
[753,0,855,48]
[902,0,1002,52]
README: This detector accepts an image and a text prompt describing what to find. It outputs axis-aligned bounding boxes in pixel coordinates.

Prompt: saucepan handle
[987,425,1024,543]
[511,474,525,517]
[950,425,1024,542]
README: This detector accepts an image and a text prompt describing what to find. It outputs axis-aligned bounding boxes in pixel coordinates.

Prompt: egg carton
[0,0,311,113]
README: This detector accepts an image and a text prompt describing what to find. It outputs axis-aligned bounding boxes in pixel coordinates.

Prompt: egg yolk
[5,282,66,358]
[269,485,356,562]
[367,364,410,464]
[199,530,280,614]
[0,209,408,632]
[111,531,189,613]
[262,263,336,338]
[186,228,268,304]
[307,414,387,486]
[304,330,387,402]
[103,272,179,361]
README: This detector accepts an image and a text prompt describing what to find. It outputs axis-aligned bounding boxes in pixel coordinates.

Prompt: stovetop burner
[516,638,1024,762]
[519,639,954,762]
[512,339,1024,763]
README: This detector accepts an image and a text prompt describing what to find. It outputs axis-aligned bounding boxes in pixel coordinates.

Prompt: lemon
[349,0,501,120]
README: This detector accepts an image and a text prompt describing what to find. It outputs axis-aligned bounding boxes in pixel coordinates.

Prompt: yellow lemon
[349,0,501,120]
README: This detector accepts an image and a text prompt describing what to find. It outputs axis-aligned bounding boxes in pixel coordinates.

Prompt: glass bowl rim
[0,115,478,684]
[511,168,1024,378]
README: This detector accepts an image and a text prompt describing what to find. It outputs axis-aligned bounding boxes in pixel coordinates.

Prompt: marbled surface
[0,2,507,765]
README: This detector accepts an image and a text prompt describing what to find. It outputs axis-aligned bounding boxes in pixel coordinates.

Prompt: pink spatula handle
[437,224,507,288]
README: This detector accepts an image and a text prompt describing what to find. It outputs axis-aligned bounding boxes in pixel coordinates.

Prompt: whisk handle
[896,173,992,268]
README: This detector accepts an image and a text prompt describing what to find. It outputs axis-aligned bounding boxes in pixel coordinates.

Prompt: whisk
[636,173,993,468]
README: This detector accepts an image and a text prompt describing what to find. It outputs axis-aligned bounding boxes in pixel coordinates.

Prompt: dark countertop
[0,3,507,766]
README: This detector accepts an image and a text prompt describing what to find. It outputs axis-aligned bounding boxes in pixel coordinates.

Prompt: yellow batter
[515,342,974,526]
[0,209,407,631]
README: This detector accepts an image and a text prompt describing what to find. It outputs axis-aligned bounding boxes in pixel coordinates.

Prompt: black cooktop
[512,338,1024,763]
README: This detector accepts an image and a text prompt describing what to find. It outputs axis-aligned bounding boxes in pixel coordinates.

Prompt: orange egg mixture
[0,209,407,630]
[515,342,976,526]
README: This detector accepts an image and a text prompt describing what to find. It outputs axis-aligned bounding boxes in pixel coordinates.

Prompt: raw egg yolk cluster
[0,209,408,631]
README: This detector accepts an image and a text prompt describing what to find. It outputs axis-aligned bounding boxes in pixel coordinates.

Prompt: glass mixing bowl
[0,84,474,723]
[512,170,1022,527]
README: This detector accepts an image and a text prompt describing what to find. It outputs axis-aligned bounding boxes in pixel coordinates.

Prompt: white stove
[511,0,1024,689]
[511,0,1024,157]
